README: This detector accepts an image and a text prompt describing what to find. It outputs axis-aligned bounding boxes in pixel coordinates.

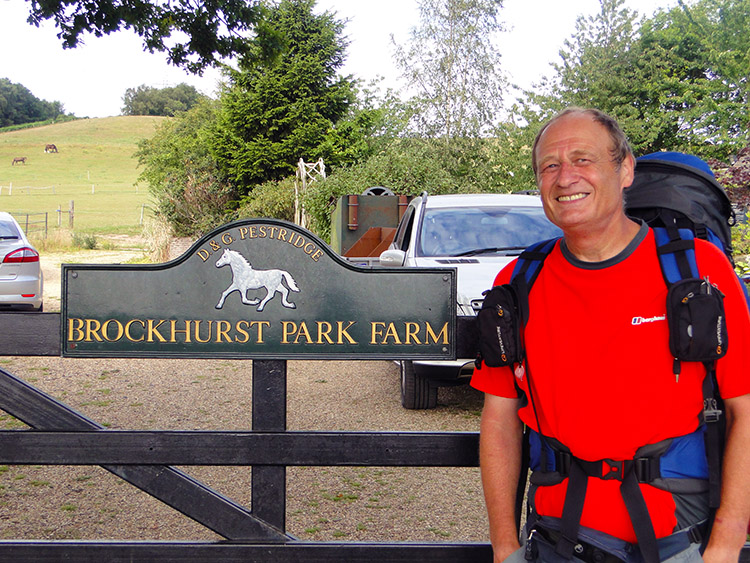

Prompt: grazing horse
[214,248,300,312]
[44,144,58,153]
[12,157,26,165]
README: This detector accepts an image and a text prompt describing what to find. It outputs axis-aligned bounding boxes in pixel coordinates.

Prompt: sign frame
[62,219,457,360]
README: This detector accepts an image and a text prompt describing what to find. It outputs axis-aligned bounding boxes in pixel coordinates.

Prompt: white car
[0,212,43,311]
[380,193,561,408]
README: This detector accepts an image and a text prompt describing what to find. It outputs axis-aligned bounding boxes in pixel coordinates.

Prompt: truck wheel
[400,360,437,409]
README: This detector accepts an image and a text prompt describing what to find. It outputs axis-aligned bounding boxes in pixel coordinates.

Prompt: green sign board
[62,219,456,359]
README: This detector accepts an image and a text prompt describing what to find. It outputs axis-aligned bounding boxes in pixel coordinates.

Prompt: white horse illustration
[215,249,300,312]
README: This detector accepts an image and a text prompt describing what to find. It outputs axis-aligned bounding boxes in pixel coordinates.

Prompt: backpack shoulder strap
[511,237,559,288]
[652,225,699,285]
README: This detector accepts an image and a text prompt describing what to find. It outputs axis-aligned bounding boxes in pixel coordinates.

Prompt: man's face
[534,113,634,234]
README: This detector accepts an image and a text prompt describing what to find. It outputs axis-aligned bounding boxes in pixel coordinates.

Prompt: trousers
[502,517,704,563]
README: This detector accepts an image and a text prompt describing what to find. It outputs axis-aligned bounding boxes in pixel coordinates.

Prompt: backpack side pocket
[666,277,727,362]
[476,284,523,368]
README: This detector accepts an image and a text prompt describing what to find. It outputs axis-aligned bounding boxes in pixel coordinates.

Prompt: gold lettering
[197,249,211,262]
[85,319,103,342]
[281,321,296,343]
[382,322,402,344]
[216,320,232,343]
[170,320,191,343]
[316,321,334,344]
[425,322,449,345]
[337,321,357,344]
[209,240,221,251]
[221,233,234,245]
[238,227,249,240]
[294,321,314,344]
[278,228,289,242]
[258,225,267,238]
[146,319,168,343]
[404,322,422,345]
[252,321,270,343]
[102,319,124,342]
[370,322,385,344]
[311,249,323,262]
[303,242,316,255]
[267,226,278,239]
[68,318,85,341]
[194,321,213,343]
[235,320,250,343]
[126,319,145,342]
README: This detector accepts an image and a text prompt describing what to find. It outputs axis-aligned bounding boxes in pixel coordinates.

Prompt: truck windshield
[418,206,561,257]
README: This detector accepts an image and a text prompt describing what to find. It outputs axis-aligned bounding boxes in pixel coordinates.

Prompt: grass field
[0,116,167,236]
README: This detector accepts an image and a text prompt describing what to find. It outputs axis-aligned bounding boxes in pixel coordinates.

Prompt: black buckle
[554,450,571,476]
[600,459,624,480]
[704,398,722,423]
[634,457,659,483]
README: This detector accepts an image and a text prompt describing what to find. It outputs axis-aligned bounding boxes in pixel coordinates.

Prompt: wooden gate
[0,219,490,562]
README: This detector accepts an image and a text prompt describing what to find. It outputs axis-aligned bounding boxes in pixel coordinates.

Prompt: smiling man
[472,108,750,563]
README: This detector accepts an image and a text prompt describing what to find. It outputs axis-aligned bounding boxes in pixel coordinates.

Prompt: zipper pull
[674,357,681,383]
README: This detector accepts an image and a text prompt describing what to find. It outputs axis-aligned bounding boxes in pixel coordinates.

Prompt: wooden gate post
[252,359,287,532]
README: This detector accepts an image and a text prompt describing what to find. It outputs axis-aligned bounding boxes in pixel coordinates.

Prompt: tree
[209,0,365,194]
[519,0,750,161]
[136,98,235,236]
[122,83,204,116]
[25,0,263,73]
[0,78,66,126]
[392,0,507,139]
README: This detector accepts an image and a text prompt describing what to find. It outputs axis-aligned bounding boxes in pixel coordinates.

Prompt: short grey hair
[531,108,634,175]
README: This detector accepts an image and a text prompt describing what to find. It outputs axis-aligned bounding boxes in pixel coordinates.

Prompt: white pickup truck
[379,192,561,409]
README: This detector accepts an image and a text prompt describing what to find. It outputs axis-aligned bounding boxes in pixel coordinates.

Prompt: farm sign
[62,219,456,359]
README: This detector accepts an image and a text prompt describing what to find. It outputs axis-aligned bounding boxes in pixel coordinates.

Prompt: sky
[0,0,676,119]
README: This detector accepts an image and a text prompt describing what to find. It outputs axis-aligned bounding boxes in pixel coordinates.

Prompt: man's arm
[703,393,750,563]
[479,392,523,563]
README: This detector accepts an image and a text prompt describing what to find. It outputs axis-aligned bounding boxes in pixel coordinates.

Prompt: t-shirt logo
[631,315,666,326]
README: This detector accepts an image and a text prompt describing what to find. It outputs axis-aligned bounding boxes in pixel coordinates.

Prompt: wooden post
[69,201,74,229]
[252,359,287,530]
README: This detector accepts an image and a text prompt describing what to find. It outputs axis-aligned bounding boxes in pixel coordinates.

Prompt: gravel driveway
[0,247,489,544]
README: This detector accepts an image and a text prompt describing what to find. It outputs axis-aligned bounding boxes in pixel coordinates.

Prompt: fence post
[44,213,48,239]
[69,201,74,229]
[252,359,287,531]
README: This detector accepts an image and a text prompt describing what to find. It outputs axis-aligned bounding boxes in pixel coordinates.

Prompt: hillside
[0,116,167,234]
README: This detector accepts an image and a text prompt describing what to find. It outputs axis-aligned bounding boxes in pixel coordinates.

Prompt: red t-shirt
[471,228,750,541]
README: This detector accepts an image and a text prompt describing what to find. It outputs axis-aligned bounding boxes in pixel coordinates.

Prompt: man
[471,108,750,563]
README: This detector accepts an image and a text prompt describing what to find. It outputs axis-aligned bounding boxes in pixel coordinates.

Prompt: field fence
[6,202,152,236]
[11,212,48,238]
[0,184,55,195]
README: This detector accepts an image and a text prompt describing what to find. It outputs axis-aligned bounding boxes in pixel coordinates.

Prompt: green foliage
[303,137,528,241]
[516,0,750,162]
[122,84,205,117]
[209,0,363,194]
[72,233,98,249]
[0,78,67,126]
[25,0,263,73]
[136,98,235,236]
[0,114,79,133]
[235,177,296,222]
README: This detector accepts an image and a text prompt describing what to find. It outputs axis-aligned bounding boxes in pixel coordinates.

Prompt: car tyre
[400,360,437,409]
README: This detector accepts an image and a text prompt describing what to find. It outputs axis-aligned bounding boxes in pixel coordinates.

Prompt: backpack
[476,152,744,562]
